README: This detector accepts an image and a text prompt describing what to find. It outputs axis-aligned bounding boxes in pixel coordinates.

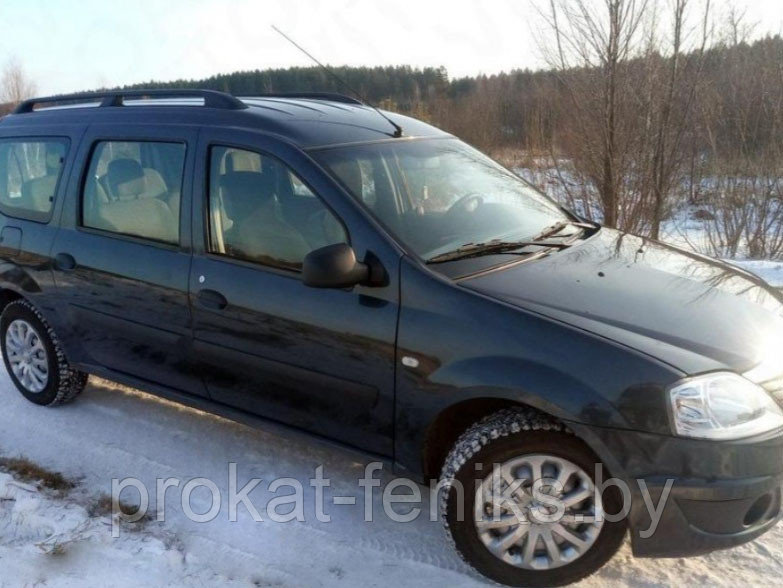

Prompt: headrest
[220,172,276,219]
[45,145,64,171]
[330,159,363,200]
[226,151,259,172]
[107,159,145,199]
[143,168,168,199]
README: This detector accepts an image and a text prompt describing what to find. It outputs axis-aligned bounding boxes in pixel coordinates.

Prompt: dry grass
[0,456,75,495]
[0,454,151,532]
[87,493,136,517]
[88,493,152,532]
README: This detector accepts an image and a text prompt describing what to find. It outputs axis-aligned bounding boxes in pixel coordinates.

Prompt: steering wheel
[444,193,484,220]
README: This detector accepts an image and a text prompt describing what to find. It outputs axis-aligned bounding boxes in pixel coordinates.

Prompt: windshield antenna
[271,25,403,138]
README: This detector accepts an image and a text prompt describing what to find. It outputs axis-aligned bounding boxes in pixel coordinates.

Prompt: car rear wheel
[439,408,626,587]
[1,299,88,406]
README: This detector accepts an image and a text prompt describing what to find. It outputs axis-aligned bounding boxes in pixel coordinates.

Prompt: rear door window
[81,141,186,245]
[0,138,69,222]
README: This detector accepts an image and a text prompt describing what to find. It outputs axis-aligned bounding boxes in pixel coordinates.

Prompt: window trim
[204,142,351,276]
[77,138,188,249]
[0,136,71,224]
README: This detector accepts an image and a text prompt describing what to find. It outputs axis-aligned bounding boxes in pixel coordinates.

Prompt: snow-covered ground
[659,210,783,287]
[1,370,783,587]
[663,223,783,287]
[729,259,783,288]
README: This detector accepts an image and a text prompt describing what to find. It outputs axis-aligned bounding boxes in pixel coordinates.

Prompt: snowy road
[1,368,783,587]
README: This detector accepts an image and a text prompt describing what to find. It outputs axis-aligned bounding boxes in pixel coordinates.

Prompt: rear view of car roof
[0,89,448,149]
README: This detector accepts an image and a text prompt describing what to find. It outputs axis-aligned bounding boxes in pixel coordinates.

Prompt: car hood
[461,228,783,375]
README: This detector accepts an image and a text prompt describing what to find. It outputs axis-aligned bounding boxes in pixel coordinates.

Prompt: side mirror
[303,243,370,289]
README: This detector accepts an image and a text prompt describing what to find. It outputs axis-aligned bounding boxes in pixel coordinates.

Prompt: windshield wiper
[426,239,570,264]
[425,219,598,265]
[532,220,597,241]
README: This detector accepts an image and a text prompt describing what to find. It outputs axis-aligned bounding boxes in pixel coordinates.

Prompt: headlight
[669,372,783,440]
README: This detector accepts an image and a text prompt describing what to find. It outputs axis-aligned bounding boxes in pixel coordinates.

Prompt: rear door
[189,129,401,455]
[50,123,205,396]
[0,127,84,324]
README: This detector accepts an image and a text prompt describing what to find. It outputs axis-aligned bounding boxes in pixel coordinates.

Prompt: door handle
[54,253,77,271]
[197,289,228,310]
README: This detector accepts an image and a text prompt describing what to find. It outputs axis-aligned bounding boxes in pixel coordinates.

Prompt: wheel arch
[409,354,628,481]
[0,263,44,295]
[421,397,568,481]
[0,287,24,315]
[418,391,630,483]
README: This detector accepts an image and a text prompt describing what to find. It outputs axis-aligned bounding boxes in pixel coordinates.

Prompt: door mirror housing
[303,243,370,288]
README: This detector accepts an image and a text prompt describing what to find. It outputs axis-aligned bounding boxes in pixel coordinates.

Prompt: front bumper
[570,423,783,557]
[627,473,782,556]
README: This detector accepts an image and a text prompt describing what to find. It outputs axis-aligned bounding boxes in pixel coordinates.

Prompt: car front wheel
[439,408,626,587]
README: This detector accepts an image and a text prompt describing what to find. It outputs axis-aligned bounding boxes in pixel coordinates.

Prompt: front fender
[426,355,624,427]
[394,352,636,480]
[394,257,682,479]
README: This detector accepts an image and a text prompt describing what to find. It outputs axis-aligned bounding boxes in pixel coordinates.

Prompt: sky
[0,0,781,96]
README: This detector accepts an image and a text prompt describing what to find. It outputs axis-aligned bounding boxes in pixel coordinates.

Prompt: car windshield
[312,138,571,261]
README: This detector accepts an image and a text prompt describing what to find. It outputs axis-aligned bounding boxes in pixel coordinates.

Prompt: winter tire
[1,299,88,406]
[439,408,626,587]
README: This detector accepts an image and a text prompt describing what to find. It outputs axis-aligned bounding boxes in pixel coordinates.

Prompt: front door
[189,131,400,455]
[51,124,205,396]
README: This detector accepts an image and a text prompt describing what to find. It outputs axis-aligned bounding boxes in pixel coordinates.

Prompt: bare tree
[643,0,712,239]
[536,0,649,228]
[0,57,37,107]
[532,0,714,237]
[689,12,783,260]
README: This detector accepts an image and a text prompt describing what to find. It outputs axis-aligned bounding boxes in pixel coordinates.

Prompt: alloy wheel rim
[5,319,49,393]
[473,454,604,570]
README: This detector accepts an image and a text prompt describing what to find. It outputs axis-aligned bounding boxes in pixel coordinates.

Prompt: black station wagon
[1,89,782,586]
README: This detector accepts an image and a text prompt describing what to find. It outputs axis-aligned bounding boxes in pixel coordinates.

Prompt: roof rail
[242,92,363,105]
[12,89,248,114]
